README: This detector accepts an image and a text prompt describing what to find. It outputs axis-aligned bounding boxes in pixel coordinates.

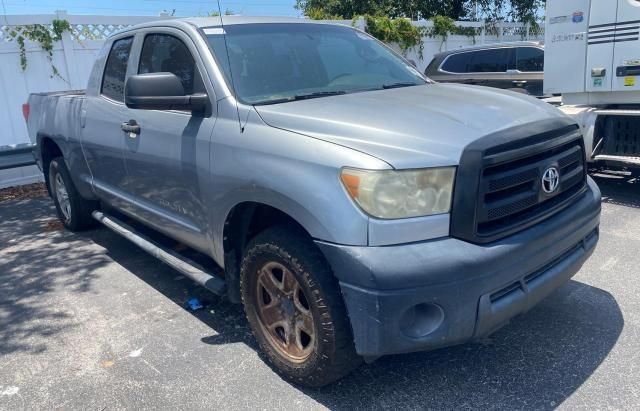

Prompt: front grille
[451,120,588,244]
[477,138,586,236]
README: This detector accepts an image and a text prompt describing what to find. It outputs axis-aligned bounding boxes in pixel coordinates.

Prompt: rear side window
[467,48,513,73]
[516,47,544,72]
[101,37,134,102]
[441,52,472,73]
[138,34,203,95]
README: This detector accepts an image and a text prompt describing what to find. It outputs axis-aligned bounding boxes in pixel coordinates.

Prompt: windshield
[205,23,426,105]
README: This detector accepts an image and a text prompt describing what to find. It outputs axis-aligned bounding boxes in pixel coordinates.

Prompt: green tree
[295,0,544,22]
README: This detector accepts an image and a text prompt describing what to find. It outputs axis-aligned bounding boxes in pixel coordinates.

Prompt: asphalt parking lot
[1,173,639,410]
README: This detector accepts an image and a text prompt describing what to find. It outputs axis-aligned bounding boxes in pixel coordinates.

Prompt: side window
[101,37,134,102]
[138,34,202,95]
[441,53,472,73]
[467,49,512,73]
[516,47,544,72]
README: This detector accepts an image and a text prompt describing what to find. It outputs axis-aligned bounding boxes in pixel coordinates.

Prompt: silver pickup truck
[26,17,601,386]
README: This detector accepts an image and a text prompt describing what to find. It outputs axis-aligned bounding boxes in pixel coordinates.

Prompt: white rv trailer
[545,0,640,170]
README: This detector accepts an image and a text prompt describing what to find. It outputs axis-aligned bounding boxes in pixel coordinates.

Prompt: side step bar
[92,211,226,296]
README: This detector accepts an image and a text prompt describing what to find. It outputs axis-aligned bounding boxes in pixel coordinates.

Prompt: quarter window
[138,34,203,95]
[101,37,134,102]
[516,47,544,72]
[441,52,472,73]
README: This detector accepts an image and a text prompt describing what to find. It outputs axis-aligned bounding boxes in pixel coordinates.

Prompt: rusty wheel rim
[254,261,315,362]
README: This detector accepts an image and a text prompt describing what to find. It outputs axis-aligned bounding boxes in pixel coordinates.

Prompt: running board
[92,211,226,296]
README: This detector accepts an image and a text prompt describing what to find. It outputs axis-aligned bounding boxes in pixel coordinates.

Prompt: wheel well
[222,202,310,303]
[224,202,309,257]
[40,137,63,192]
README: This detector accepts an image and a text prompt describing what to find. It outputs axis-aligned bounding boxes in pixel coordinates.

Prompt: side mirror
[125,73,207,111]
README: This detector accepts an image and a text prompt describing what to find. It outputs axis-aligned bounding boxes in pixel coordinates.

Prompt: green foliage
[296,0,544,22]
[426,15,478,45]
[207,9,235,17]
[10,19,71,81]
[362,15,425,57]
[306,7,344,20]
[429,15,456,39]
[476,0,545,22]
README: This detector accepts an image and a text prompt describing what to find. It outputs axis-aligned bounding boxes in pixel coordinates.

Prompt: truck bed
[26,90,86,148]
[29,90,85,98]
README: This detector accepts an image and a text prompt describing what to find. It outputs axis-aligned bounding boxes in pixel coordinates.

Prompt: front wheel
[240,226,362,387]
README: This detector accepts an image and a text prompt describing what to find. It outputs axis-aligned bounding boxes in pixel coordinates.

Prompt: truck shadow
[0,198,109,356]
[0,196,624,409]
[304,280,622,409]
[84,223,623,410]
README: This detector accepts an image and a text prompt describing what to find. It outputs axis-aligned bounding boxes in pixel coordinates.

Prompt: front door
[464,48,515,90]
[120,30,217,250]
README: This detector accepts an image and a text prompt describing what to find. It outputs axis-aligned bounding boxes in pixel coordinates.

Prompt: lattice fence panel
[70,23,132,41]
[0,25,57,43]
[0,23,133,43]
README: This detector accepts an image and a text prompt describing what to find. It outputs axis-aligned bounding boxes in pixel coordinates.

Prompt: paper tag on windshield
[203,28,226,35]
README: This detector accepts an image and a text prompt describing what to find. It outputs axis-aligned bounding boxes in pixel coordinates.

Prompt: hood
[254,83,569,169]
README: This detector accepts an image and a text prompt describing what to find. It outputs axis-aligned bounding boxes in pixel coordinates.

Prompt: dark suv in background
[425,41,545,97]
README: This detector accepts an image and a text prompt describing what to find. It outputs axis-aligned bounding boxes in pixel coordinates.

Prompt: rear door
[82,35,134,206]
[612,0,640,91]
[119,29,217,250]
[465,48,515,90]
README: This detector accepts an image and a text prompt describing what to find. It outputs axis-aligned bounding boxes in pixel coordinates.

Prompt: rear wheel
[240,226,362,387]
[49,157,97,231]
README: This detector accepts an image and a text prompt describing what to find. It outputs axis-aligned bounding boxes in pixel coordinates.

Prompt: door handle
[121,120,141,138]
[512,80,528,85]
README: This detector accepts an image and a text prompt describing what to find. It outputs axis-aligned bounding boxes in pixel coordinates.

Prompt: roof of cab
[184,16,323,27]
[113,16,345,37]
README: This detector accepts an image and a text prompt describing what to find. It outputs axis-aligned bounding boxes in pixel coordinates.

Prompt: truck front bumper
[316,178,601,357]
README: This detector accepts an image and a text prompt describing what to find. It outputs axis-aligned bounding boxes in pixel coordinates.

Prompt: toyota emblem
[542,167,560,194]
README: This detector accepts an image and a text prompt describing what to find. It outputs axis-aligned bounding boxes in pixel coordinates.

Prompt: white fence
[0,11,544,188]
[0,11,172,187]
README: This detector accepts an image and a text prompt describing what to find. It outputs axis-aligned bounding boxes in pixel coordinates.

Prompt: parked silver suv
[425,41,545,97]
[27,18,600,386]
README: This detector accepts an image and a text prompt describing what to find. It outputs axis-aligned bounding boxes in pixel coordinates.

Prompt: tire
[240,226,362,387]
[48,157,97,231]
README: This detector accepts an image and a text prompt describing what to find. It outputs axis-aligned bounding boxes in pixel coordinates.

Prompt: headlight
[340,167,456,219]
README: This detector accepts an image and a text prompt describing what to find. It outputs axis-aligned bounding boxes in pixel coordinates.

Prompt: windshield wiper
[254,91,347,106]
[292,90,347,100]
[382,82,421,89]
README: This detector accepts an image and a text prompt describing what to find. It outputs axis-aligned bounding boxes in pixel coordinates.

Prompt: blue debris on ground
[186,297,204,311]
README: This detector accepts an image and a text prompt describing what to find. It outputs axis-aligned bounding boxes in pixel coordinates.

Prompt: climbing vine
[9,19,71,81]
[361,15,426,58]
[425,15,478,49]
[351,15,478,58]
